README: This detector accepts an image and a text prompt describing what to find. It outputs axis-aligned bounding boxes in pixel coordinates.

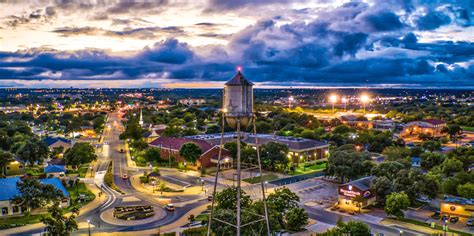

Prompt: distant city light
[360,94,369,103]
[329,95,338,103]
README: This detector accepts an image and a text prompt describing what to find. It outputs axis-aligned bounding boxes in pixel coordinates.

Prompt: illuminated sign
[340,188,361,197]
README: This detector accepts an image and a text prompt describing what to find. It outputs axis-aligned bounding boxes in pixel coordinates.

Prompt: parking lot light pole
[87,219,91,236]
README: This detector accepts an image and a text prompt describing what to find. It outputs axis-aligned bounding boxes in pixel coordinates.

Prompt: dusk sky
[0,0,473,88]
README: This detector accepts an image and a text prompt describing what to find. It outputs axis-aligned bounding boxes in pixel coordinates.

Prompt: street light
[341,97,348,112]
[264,181,268,193]
[87,219,91,236]
[183,162,187,172]
[329,95,337,114]
[288,96,294,108]
[151,180,156,193]
[360,94,369,113]
[200,178,204,191]
[399,229,403,236]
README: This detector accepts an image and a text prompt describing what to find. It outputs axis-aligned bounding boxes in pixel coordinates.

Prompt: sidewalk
[380,218,447,235]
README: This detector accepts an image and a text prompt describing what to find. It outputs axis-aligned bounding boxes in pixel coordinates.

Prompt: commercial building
[401,119,447,137]
[0,177,70,217]
[337,176,375,211]
[186,132,330,164]
[148,137,232,169]
[440,197,474,218]
[44,165,67,178]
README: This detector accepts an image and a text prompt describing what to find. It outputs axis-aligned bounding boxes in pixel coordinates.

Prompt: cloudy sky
[0,0,473,88]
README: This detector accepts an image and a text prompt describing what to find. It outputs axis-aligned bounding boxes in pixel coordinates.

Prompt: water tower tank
[223,70,254,129]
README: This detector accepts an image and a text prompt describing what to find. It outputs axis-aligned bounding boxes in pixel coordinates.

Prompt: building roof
[423,119,446,125]
[149,136,214,152]
[340,176,374,192]
[0,177,69,201]
[44,165,66,173]
[201,146,232,162]
[244,134,329,151]
[442,196,473,206]
[225,71,253,86]
[42,136,71,146]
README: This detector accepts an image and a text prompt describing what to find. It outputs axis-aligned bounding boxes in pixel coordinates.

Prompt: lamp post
[200,178,204,191]
[183,162,187,172]
[360,94,369,113]
[288,96,294,109]
[329,95,337,114]
[87,219,91,236]
[341,97,348,112]
[151,180,155,193]
[264,181,268,193]
[399,229,403,236]
[90,166,93,177]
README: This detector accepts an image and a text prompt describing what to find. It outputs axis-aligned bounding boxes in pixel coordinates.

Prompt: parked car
[467,218,474,226]
[441,214,449,221]
[122,174,128,179]
[207,195,213,201]
[416,196,431,203]
[450,216,459,223]
[166,203,175,211]
[120,149,124,153]
[431,211,440,219]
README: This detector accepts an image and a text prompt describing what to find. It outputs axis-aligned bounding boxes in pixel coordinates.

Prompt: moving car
[119,149,124,153]
[122,174,128,179]
[166,203,175,211]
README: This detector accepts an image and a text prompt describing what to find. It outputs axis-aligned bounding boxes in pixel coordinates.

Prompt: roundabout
[100,205,167,226]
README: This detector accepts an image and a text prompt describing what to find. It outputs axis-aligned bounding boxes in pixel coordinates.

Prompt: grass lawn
[243,174,279,184]
[104,162,124,194]
[292,162,327,175]
[461,126,474,132]
[78,166,89,178]
[66,182,95,206]
[0,214,44,229]
[396,218,472,236]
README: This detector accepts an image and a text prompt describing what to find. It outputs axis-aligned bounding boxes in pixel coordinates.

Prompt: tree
[440,158,463,177]
[457,183,474,198]
[442,177,459,194]
[179,142,202,164]
[142,147,161,163]
[41,204,78,235]
[371,161,404,179]
[215,187,251,210]
[324,220,371,235]
[442,124,462,141]
[421,140,441,152]
[0,150,14,177]
[371,176,395,203]
[284,207,308,232]
[16,139,49,166]
[385,192,410,219]
[260,142,289,171]
[382,146,411,161]
[394,169,433,203]
[12,178,64,217]
[63,142,97,169]
[420,152,444,170]
[256,121,273,134]
[327,148,372,183]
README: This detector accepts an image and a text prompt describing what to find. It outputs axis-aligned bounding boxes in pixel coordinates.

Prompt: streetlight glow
[329,94,337,114]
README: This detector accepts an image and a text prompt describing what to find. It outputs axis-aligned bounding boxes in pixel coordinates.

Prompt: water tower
[207,68,270,236]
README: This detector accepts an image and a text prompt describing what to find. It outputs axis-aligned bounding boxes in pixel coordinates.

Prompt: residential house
[0,177,70,217]
[44,165,67,178]
[42,136,72,152]
[5,159,25,176]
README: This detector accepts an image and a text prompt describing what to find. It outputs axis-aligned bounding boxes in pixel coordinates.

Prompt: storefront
[440,197,474,218]
[337,176,375,211]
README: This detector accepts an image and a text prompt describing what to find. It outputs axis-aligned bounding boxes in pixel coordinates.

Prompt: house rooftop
[44,165,66,173]
[0,177,69,201]
[42,136,71,146]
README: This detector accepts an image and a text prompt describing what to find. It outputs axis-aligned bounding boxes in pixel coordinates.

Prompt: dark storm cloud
[52,26,184,39]
[1,0,474,87]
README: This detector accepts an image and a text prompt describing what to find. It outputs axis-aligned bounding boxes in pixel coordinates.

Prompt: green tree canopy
[63,142,97,168]
[260,141,289,171]
[179,142,202,164]
[384,192,410,219]
[16,139,49,166]
[142,147,161,163]
[41,204,79,235]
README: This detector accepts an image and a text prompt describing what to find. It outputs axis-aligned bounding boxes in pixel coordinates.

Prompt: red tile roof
[201,146,231,161]
[149,136,213,152]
